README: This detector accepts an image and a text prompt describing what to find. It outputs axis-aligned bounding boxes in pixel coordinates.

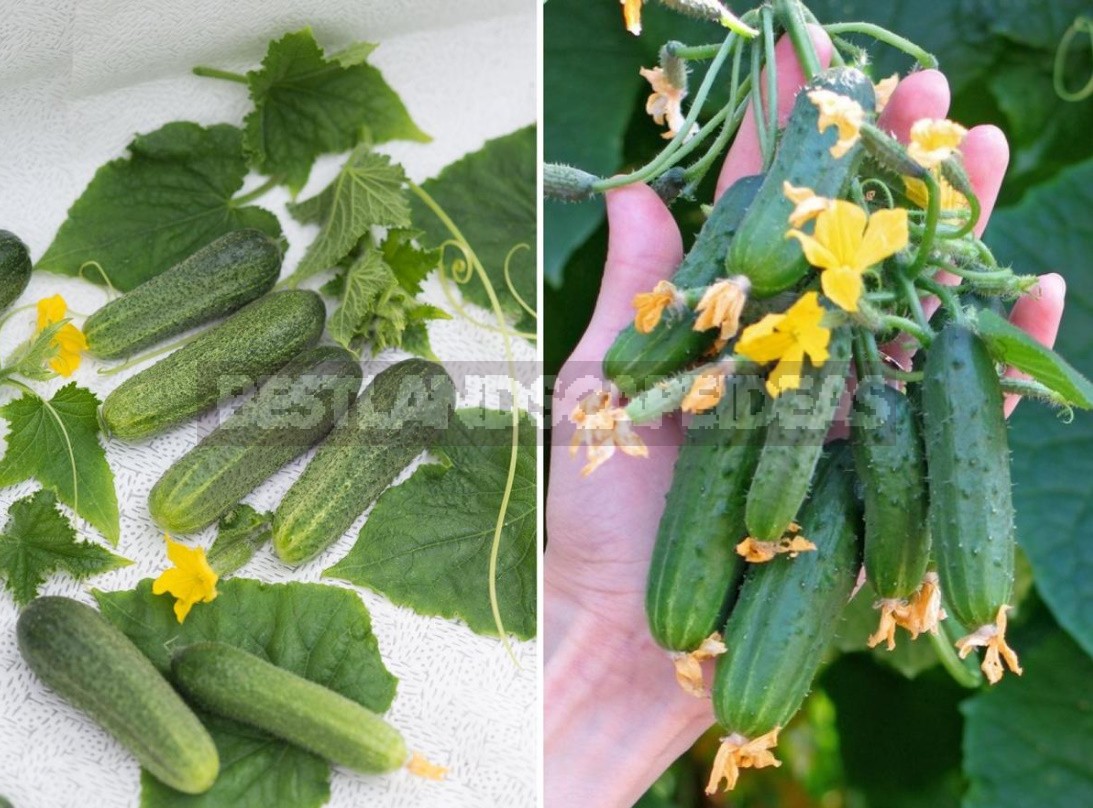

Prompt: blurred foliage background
[544,1,1093,805]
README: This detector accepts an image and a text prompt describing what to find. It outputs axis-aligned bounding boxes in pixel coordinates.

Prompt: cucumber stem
[931,620,983,688]
[907,171,941,279]
[881,314,934,348]
[683,47,750,185]
[192,66,249,84]
[774,0,822,79]
[762,6,779,167]
[665,41,724,60]
[231,177,279,206]
[750,40,772,169]
[822,22,939,69]
[899,274,932,334]
[881,366,924,383]
[916,276,965,326]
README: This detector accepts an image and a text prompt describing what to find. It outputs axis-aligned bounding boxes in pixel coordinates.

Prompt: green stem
[192,66,248,84]
[684,45,749,184]
[899,274,932,334]
[822,22,938,68]
[798,5,846,66]
[860,329,885,378]
[666,42,723,60]
[881,315,933,348]
[750,40,772,169]
[762,6,779,165]
[930,623,983,688]
[916,276,965,326]
[882,366,924,383]
[907,171,941,279]
[96,333,200,376]
[1000,377,1070,410]
[231,177,279,206]
[775,0,822,79]
[1053,15,1093,102]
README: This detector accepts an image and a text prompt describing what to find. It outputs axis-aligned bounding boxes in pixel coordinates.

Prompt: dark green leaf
[326,408,536,639]
[207,504,271,576]
[287,146,410,282]
[962,629,1093,808]
[0,489,129,605]
[381,229,440,296]
[244,29,428,193]
[0,384,119,545]
[36,122,281,290]
[96,578,396,808]
[410,127,536,333]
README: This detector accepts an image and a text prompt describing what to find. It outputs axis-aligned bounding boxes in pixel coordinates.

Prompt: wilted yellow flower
[152,536,219,623]
[955,604,1023,685]
[808,89,865,158]
[640,66,687,140]
[783,182,836,228]
[693,277,749,341]
[35,295,87,377]
[735,292,831,398]
[633,280,681,333]
[907,118,968,169]
[621,0,643,35]
[874,74,899,114]
[672,632,727,697]
[407,753,447,780]
[787,200,909,313]
[681,369,726,414]
[735,534,816,563]
[706,728,782,794]
[569,392,648,477]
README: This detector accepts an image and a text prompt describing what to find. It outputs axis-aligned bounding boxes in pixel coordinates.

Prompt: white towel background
[0,2,539,806]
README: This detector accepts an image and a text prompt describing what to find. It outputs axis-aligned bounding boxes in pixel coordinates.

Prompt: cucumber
[0,230,32,312]
[745,327,852,541]
[851,380,930,600]
[149,346,362,534]
[922,324,1014,630]
[17,597,219,794]
[645,375,765,652]
[603,174,763,394]
[272,359,456,564]
[727,68,875,297]
[172,641,406,774]
[101,289,325,440]
[84,230,281,360]
[712,444,861,739]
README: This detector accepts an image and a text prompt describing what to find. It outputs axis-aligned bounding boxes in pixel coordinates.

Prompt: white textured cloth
[0,2,539,806]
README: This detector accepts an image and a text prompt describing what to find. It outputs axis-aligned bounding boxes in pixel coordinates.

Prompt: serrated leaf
[207,504,271,577]
[36,122,282,290]
[400,322,438,361]
[0,489,129,605]
[326,408,536,640]
[381,229,440,295]
[973,308,1093,408]
[410,127,536,333]
[0,384,119,544]
[287,146,410,282]
[243,29,428,193]
[328,249,392,349]
[962,630,1093,808]
[96,578,396,808]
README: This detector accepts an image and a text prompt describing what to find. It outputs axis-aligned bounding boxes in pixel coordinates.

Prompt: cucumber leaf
[207,505,271,576]
[0,489,129,605]
[973,308,1093,409]
[380,229,441,296]
[243,29,428,193]
[410,127,537,333]
[287,146,410,283]
[0,384,119,545]
[326,408,536,640]
[962,629,1093,808]
[95,578,397,808]
[36,122,281,290]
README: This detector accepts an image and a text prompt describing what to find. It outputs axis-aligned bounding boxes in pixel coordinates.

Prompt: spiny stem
[192,66,248,84]
[775,0,822,79]
[907,171,941,279]
[666,41,724,60]
[750,39,772,168]
[881,314,933,348]
[900,274,932,334]
[761,6,779,167]
[822,22,938,68]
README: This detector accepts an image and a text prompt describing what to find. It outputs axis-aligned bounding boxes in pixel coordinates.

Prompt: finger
[877,69,950,142]
[1003,273,1066,417]
[716,25,834,199]
[961,125,1009,237]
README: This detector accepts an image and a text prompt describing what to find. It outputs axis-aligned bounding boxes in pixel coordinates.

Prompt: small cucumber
[851,380,930,600]
[149,346,362,534]
[645,376,765,652]
[0,230,32,312]
[17,597,219,794]
[172,641,406,774]
[102,289,325,440]
[745,327,852,541]
[272,359,456,564]
[603,174,763,394]
[84,230,281,360]
[712,444,861,738]
[922,324,1014,629]
[727,68,875,297]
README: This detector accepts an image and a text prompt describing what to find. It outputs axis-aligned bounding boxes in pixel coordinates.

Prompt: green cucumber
[745,327,852,541]
[84,230,281,360]
[172,641,406,774]
[149,346,362,534]
[603,174,763,394]
[645,376,765,652]
[851,380,930,600]
[712,444,861,738]
[922,324,1014,629]
[272,359,456,564]
[17,597,219,794]
[727,68,875,297]
[102,289,325,440]
[0,230,32,312]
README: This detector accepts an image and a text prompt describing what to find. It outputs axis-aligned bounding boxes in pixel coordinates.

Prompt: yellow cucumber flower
[907,118,968,169]
[153,535,219,623]
[873,74,899,114]
[783,182,836,228]
[903,171,969,211]
[735,292,831,398]
[808,89,865,158]
[693,277,749,341]
[671,632,727,698]
[640,66,687,140]
[632,280,682,333]
[735,534,816,563]
[955,604,1023,685]
[569,392,648,477]
[35,295,87,377]
[787,201,909,313]
[621,0,643,35]
[681,369,726,414]
[706,728,782,794]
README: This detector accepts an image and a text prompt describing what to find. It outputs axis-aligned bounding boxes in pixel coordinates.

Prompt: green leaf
[0,489,129,605]
[243,29,428,193]
[410,127,537,333]
[987,158,1093,656]
[326,408,536,640]
[834,590,942,680]
[207,504,271,577]
[95,578,397,808]
[0,383,119,545]
[381,229,440,295]
[973,308,1093,408]
[328,248,392,349]
[962,629,1093,808]
[287,146,410,282]
[36,122,282,290]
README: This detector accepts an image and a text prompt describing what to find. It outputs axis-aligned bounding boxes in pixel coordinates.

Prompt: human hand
[545,26,1065,808]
